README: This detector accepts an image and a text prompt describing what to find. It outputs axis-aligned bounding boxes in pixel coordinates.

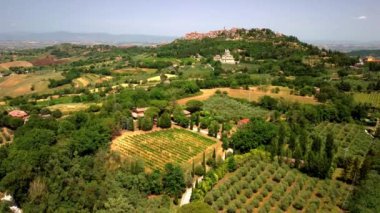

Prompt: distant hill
[0,32,177,49]
[347,49,380,57]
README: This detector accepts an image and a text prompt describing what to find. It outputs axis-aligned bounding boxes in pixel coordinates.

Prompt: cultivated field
[203,95,269,121]
[176,86,317,105]
[315,122,373,163]
[353,92,380,108]
[205,152,350,212]
[73,74,112,87]
[112,128,217,170]
[0,61,33,70]
[47,102,98,114]
[112,67,157,74]
[0,71,65,98]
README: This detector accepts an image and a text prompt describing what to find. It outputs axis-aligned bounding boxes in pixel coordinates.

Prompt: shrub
[223,194,231,205]
[250,170,258,179]
[262,188,269,197]
[272,191,281,201]
[204,194,213,205]
[244,188,253,198]
[216,198,224,210]
[228,188,237,200]
[211,189,221,201]
[241,167,248,176]
[234,182,242,194]
[265,183,273,192]
[194,165,205,176]
[219,185,227,192]
[250,182,259,193]
[235,199,243,209]
[263,203,271,212]
[241,180,249,189]
[256,194,264,202]
[245,204,254,213]
[239,195,247,204]
[227,203,236,213]
[293,198,305,210]
[252,199,260,208]
[273,173,282,183]
[230,176,239,184]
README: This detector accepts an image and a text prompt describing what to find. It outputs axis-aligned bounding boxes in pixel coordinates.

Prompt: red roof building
[8,110,28,120]
[238,118,250,127]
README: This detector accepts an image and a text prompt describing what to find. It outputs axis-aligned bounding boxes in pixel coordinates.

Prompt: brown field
[0,61,33,70]
[177,86,317,105]
[31,55,70,66]
[0,71,64,97]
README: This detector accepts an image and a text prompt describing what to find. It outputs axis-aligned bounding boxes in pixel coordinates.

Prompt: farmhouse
[131,107,148,119]
[8,110,28,120]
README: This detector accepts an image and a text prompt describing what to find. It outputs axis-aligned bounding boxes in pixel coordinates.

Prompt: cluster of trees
[0,111,24,130]
[48,69,81,88]
[347,142,379,212]
[0,102,191,211]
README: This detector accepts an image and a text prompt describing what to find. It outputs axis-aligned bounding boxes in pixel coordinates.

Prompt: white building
[214,49,237,64]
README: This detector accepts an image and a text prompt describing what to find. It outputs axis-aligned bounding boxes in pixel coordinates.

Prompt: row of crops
[204,153,351,212]
[113,128,216,170]
[353,92,380,108]
[315,122,373,163]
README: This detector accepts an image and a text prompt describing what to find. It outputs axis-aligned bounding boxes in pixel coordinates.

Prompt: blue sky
[0,0,379,41]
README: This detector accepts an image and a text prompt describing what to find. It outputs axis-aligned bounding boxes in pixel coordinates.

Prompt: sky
[0,0,379,42]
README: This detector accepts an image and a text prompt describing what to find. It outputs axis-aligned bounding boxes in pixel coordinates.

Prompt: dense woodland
[0,28,379,212]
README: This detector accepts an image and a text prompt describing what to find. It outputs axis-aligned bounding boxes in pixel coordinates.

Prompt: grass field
[353,92,380,108]
[204,152,350,212]
[179,64,213,79]
[112,128,217,170]
[177,86,317,106]
[315,122,373,164]
[0,71,65,98]
[147,74,177,82]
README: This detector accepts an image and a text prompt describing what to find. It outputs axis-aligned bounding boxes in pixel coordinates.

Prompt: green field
[179,64,213,79]
[204,152,350,212]
[353,92,380,108]
[315,122,373,163]
[112,128,216,170]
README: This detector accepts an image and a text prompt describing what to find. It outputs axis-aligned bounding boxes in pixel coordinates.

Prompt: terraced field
[112,128,216,170]
[315,122,373,163]
[204,152,351,212]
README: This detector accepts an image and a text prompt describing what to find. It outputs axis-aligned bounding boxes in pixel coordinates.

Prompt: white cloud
[356,16,367,20]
